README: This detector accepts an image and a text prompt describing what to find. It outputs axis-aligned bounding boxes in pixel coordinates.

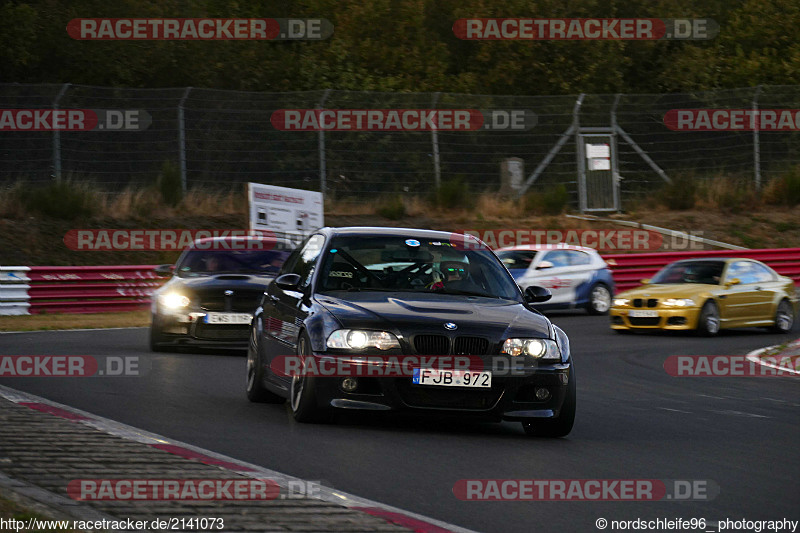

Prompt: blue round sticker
[405,239,420,247]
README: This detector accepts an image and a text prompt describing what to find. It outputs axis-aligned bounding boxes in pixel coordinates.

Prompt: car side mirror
[154,264,175,277]
[536,261,554,270]
[275,273,301,291]
[725,277,740,288]
[640,278,651,285]
[524,285,552,303]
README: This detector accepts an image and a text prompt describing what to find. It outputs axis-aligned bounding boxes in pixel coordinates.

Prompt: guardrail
[0,266,163,315]
[604,248,800,293]
[0,267,31,315]
[2,250,800,315]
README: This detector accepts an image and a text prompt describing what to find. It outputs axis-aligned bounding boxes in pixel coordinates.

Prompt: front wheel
[770,300,795,334]
[149,316,173,352]
[522,366,576,438]
[696,301,720,337]
[586,284,612,315]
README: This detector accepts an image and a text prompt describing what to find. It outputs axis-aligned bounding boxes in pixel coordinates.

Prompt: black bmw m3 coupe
[150,236,292,351]
[246,227,576,437]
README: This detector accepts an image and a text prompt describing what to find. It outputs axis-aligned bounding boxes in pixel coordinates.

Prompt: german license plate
[412,368,491,388]
[205,313,252,324]
[628,310,659,318]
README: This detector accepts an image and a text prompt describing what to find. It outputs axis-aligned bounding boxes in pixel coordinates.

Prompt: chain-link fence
[2,83,799,208]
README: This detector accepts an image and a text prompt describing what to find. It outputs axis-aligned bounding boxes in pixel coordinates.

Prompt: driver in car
[429,260,472,291]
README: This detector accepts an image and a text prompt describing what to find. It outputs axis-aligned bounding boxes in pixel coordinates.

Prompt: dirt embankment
[0,207,798,266]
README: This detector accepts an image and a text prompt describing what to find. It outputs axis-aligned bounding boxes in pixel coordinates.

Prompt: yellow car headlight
[662,298,696,307]
[613,298,630,307]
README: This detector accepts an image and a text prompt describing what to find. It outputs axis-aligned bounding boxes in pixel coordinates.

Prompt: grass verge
[0,310,150,332]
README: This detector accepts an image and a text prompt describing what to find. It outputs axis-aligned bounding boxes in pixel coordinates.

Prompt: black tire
[770,299,795,334]
[522,365,576,438]
[290,333,330,423]
[696,301,720,337]
[246,317,285,403]
[586,284,612,315]
[149,316,173,352]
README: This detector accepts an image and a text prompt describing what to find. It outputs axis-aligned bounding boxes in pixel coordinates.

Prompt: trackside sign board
[247,183,324,244]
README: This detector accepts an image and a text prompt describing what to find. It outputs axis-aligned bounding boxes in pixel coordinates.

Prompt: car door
[747,261,782,320]
[262,234,325,378]
[535,250,591,305]
[721,260,763,321]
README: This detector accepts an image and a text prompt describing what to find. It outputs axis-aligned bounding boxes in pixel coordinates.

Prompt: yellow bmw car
[610,258,798,336]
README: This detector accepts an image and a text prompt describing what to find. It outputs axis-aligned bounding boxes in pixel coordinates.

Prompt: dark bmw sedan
[150,236,292,351]
[246,227,576,437]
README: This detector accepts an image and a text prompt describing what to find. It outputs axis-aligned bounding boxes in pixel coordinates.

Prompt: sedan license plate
[628,310,659,318]
[412,368,491,388]
[204,313,252,325]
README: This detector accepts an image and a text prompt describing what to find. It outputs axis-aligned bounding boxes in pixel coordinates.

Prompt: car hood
[315,292,552,339]
[161,274,273,294]
[617,283,719,299]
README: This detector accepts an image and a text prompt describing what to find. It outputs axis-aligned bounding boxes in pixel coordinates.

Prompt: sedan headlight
[613,298,630,307]
[326,329,401,350]
[662,298,696,307]
[158,292,190,309]
[501,338,561,361]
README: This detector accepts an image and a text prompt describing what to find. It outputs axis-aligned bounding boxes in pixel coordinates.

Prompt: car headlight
[326,329,401,350]
[158,292,190,309]
[613,298,629,307]
[662,298,696,307]
[501,338,561,361]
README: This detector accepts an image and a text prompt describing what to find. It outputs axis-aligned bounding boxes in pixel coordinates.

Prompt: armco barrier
[0,267,31,315]
[2,250,800,315]
[0,266,163,315]
[604,248,800,293]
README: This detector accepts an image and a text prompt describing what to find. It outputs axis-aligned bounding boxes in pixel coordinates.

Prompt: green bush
[158,161,183,206]
[18,179,98,220]
[433,177,474,209]
[376,195,406,219]
[525,184,569,215]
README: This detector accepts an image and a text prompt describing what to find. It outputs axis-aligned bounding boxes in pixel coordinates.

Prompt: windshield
[496,250,538,270]
[650,261,725,285]
[176,249,291,277]
[317,236,522,300]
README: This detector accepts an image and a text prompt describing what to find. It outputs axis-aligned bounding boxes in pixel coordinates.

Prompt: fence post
[573,93,586,212]
[753,85,763,190]
[178,87,192,193]
[431,92,442,189]
[52,83,71,180]
[317,89,332,196]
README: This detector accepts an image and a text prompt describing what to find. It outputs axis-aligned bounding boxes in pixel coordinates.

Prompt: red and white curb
[0,384,477,533]
[746,340,800,376]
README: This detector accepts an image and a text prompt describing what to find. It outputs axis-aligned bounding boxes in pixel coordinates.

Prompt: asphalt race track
[1,314,798,533]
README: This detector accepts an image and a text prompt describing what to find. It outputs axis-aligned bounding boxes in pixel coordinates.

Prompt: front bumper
[302,354,573,421]
[609,307,702,331]
[153,311,252,348]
